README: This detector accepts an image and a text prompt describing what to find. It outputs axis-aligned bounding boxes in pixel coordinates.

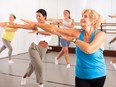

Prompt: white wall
[0,0,39,58]
[72,0,116,23]
[0,0,115,58]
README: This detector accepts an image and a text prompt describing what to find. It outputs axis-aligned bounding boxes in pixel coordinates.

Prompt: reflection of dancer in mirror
[53,10,74,68]
[109,37,116,68]
[8,9,52,87]
[24,9,106,87]
[0,14,17,63]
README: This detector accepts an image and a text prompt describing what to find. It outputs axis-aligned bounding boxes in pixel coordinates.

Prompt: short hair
[82,9,102,29]
[36,9,47,20]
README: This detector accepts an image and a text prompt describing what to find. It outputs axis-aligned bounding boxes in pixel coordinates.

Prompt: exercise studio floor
[0,52,116,87]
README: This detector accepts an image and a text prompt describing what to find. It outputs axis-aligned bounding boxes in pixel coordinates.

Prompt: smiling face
[36,12,46,23]
[80,9,102,30]
[63,10,70,19]
[9,14,16,22]
[80,12,93,29]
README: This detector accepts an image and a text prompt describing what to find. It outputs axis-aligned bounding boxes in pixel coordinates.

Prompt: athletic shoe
[39,84,44,87]
[66,64,71,68]
[21,78,26,85]
[8,60,14,64]
[55,57,59,64]
[110,61,116,68]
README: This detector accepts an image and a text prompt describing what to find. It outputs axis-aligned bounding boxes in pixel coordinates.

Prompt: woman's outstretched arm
[109,37,116,44]
[35,22,80,37]
[21,19,79,37]
[0,22,7,27]
[7,23,37,30]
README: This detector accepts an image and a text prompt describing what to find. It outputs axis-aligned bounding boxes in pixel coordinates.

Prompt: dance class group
[0,8,116,87]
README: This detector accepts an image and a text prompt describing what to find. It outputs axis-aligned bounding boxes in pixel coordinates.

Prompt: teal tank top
[75,30,106,79]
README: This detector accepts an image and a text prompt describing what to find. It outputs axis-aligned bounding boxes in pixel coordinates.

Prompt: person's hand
[20,19,27,22]
[109,37,116,44]
[0,23,7,27]
[58,21,63,26]
[20,19,35,25]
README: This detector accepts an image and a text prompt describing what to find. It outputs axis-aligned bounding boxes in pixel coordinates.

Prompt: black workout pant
[75,76,106,87]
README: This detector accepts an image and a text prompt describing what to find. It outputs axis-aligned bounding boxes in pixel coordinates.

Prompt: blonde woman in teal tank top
[29,9,106,87]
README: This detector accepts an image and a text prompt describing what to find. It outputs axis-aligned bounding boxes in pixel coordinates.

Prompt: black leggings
[75,76,106,87]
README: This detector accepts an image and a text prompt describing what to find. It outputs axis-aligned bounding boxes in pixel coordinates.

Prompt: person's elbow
[84,47,95,54]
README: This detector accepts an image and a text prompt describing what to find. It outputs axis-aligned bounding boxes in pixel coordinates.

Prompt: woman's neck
[64,18,70,21]
[84,26,94,42]
[84,26,94,35]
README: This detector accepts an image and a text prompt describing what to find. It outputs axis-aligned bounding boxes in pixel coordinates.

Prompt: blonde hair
[82,9,102,29]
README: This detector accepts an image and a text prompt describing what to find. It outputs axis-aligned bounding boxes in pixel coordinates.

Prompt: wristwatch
[72,38,78,43]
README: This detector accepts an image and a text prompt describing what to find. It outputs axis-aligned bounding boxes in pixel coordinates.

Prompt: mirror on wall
[0,0,116,58]
[101,23,116,51]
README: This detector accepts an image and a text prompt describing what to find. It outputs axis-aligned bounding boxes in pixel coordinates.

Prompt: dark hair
[11,14,16,19]
[36,9,47,20]
[64,10,71,19]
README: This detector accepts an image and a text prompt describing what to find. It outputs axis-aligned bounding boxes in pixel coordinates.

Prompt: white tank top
[60,19,72,28]
[60,19,72,38]
[32,22,52,45]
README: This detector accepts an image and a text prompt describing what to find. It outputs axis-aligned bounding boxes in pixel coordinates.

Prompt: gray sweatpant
[0,38,13,60]
[26,43,47,83]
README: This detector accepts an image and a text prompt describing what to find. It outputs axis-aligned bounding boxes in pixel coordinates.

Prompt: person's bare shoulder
[96,31,106,36]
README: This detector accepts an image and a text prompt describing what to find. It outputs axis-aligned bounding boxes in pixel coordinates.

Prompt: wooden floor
[0,52,116,87]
